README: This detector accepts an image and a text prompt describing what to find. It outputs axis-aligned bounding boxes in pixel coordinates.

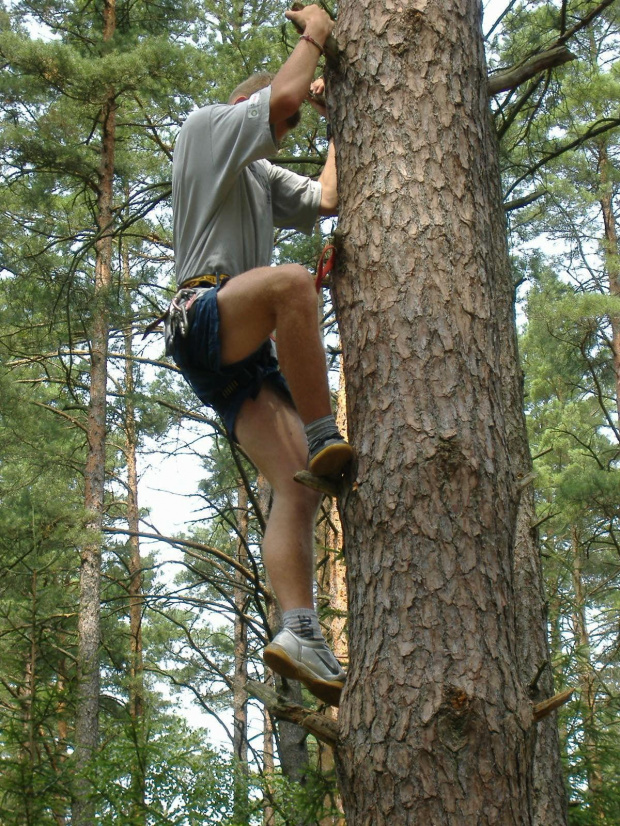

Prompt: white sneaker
[307,435,353,478]
[263,628,346,706]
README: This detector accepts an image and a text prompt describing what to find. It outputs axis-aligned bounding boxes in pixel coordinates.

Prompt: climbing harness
[163,287,207,355]
[143,286,206,355]
[143,272,230,354]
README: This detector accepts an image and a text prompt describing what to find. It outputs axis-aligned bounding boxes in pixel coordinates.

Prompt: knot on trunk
[435,685,476,753]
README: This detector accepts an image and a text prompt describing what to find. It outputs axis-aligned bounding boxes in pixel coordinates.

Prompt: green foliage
[93,717,236,825]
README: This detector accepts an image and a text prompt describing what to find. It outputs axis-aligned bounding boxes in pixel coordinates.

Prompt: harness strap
[315,244,335,292]
[182,273,230,289]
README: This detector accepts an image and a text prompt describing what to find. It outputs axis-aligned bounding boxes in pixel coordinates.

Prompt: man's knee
[272,264,316,305]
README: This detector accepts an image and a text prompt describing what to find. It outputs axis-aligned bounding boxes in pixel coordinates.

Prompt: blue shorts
[171,284,292,439]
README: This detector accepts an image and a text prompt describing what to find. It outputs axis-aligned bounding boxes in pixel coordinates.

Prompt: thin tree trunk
[122,255,146,824]
[599,141,620,423]
[328,0,559,821]
[513,483,568,825]
[259,473,277,826]
[263,706,276,826]
[316,362,349,665]
[234,482,250,825]
[53,645,70,826]
[571,527,604,820]
[72,2,116,821]
[18,565,38,823]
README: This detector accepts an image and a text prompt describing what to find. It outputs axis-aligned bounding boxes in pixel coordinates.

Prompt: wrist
[300,33,324,54]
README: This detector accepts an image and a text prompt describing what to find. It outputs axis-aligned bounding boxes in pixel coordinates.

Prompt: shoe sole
[308,442,353,479]
[263,643,344,707]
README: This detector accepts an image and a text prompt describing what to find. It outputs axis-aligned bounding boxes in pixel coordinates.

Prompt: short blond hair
[228,72,275,104]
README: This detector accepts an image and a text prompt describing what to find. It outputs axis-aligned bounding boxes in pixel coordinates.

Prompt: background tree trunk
[122,272,147,825]
[234,482,250,825]
[327,0,562,821]
[73,2,116,820]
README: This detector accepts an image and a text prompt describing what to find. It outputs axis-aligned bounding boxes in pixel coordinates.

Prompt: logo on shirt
[247,91,260,119]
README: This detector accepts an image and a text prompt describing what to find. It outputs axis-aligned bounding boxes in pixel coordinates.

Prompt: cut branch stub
[532,688,574,723]
[246,679,340,747]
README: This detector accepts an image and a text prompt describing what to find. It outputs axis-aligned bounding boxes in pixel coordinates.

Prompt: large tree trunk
[72,2,116,821]
[327,0,563,821]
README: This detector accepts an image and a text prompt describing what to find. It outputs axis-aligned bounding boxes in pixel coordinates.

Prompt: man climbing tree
[168,4,350,706]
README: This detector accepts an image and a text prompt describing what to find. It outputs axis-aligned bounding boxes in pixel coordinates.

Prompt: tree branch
[556,0,617,46]
[489,0,617,96]
[504,117,620,199]
[533,688,574,722]
[489,45,576,95]
[103,526,267,594]
[31,401,88,433]
[246,678,340,747]
[504,189,547,213]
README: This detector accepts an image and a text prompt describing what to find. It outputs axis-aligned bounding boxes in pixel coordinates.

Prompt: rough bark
[72,2,116,821]
[327,0,563,821]
[513,483,568,825]
[316,363,347,826]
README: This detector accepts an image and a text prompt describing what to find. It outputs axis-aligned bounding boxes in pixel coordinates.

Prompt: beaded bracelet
[300,33,324,55]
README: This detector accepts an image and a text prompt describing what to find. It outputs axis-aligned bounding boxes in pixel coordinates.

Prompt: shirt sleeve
[178,85,277,185]
[268,163,322,235]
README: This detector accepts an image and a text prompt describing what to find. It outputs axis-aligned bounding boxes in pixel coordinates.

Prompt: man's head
[228,72,301,139]
[228,72,274,104]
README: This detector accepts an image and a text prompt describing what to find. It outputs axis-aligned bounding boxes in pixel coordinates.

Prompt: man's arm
[270,5,334,123]
[318,140,338,216]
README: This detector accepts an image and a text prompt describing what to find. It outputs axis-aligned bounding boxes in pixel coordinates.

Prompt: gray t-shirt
[172,85,322,287]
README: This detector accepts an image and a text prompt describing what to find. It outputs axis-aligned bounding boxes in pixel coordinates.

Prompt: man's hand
[308,77,327,118]
[285,4,334,43]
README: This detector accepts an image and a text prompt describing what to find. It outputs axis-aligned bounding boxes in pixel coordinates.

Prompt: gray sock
[282,607,324,641]
[304,414,342,453]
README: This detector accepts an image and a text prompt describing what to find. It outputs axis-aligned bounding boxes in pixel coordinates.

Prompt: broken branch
[533,688,574,722]
[247,678,340,746]
[489,45,576,95]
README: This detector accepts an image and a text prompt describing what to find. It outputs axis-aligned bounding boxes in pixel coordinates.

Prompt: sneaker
[263,628,346,707]
[308,434,353,478]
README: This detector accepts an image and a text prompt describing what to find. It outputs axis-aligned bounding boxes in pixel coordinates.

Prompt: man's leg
[217,264,331,424]
[217,264,352,477]
[235,383,320,610]
[235,384,346,705]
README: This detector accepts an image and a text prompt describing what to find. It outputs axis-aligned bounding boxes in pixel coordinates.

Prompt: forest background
[0,0,619,823]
